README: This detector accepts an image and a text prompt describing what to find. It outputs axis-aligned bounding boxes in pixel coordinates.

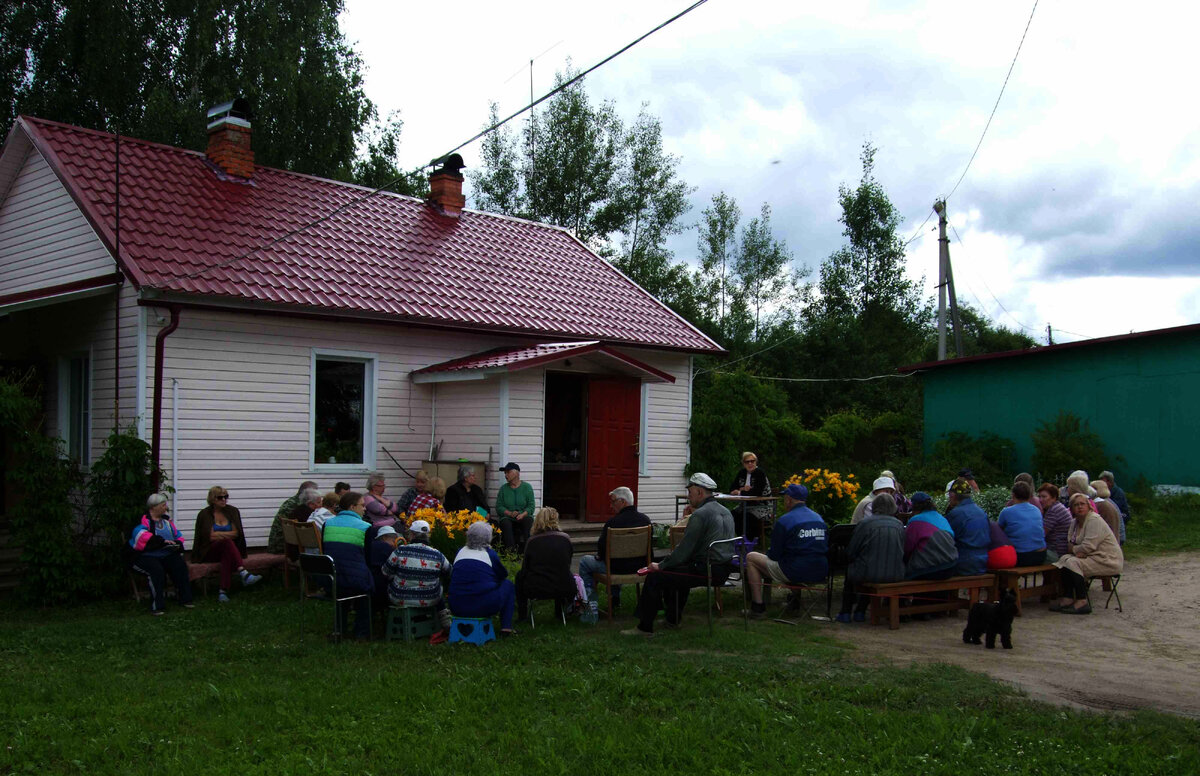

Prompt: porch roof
[410,341,676,384]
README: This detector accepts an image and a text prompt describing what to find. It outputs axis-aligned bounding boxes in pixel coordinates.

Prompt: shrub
[930,484,1010,520]
[85,425,158,597]
[1030,411,1113,482]
[927,431,1016,488]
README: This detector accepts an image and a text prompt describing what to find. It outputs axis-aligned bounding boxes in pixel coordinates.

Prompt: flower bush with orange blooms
[406,507,495,558]
[783,469,860,524]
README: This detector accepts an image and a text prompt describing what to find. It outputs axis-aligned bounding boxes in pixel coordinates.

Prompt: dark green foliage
[921,303,1039,361]
[84,425,156,596]
[0,371,87,605]
[3,0,416,186]
[928,431,1016,489]
[1030,411,1112,482]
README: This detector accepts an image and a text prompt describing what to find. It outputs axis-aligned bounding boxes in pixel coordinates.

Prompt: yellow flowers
[784,469,860,523]
[407,508,493,540]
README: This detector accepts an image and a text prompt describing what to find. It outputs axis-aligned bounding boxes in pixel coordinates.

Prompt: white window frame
[57,350,93,466]
[309,348,377,473]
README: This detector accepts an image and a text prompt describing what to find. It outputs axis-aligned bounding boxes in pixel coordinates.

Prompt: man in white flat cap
[622,473,735,637]
[850,475,897,525]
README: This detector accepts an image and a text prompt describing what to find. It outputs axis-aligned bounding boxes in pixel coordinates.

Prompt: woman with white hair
[129,493,194,615]
[448,521,516,636]
[443,465,489,516]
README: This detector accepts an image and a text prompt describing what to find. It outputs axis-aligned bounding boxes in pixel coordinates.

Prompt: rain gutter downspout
[150,304,181,491]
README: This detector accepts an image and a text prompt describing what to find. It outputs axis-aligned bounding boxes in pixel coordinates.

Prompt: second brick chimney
[206,98,254,179]
[427,154,466,217]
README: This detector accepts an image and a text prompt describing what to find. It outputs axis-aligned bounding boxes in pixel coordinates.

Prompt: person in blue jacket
[448,521,516,636]
[743,483,828,617]
[945,477,989,576]
[321,491,375,639]
[129,492,194,615]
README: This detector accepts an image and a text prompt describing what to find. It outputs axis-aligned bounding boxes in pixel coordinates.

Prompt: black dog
[962,588,1018,649]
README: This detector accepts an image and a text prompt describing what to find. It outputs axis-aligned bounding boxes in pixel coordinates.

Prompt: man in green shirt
[495,462,535,553]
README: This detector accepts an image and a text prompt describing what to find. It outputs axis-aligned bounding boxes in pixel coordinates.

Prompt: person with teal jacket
[495,462,535,553]
[322,491,373,639]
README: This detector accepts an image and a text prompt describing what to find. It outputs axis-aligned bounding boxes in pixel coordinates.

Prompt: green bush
[85,424,157,596]
[1030,411,1113,482]
[930,485,1010,520]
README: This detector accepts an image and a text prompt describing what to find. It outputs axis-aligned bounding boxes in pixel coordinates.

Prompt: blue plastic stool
[448,616,495,645]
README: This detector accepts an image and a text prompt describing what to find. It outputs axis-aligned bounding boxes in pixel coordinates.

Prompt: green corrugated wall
[921,328,1200,485]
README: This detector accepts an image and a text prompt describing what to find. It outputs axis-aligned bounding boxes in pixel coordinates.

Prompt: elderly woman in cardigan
[363,472,401,527]
[192,486,263,602]
[1051,493,1123,615]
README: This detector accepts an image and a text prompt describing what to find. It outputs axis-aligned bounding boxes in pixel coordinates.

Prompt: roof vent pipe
[206,98,254,178]
[427,153,466,218]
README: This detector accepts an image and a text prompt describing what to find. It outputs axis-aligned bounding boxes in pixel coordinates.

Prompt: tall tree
[695,191,741,331]
[2,0,417,188]
[731,203,802,340]
[469,68,695,308]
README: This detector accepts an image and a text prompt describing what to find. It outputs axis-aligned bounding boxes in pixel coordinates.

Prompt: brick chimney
[205,99,254,179]
[427,153,466,217]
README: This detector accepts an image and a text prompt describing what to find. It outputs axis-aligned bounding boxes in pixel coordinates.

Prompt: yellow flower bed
[783,469,861,524]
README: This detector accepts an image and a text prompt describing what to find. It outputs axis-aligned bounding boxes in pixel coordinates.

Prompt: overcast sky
[341,0,1200,344]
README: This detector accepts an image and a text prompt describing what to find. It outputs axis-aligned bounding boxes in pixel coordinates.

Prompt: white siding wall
[506,368,546,506]
[431,378,501,493]
[0,149,117,295]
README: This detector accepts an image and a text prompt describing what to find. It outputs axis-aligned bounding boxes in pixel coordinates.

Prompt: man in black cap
[495,462,535,553]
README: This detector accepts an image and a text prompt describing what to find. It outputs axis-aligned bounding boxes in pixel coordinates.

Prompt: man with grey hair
[267,480,318,554]
[577,486,652,623]
[443,465,489,516]
[1099,470,1131,525]
[623,473,735,636]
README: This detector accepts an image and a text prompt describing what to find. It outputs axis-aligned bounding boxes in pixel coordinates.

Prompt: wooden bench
[994,564,1058,615]
[857,575,996,630]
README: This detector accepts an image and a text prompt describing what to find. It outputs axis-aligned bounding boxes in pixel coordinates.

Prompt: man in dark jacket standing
[577,487,652,622]
[623,473,735,636]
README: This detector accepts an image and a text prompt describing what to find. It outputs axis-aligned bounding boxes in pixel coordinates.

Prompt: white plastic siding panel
[614,349,692,522]
[0,150,117,295]
[506,368,545,507]
[145,308,522,546]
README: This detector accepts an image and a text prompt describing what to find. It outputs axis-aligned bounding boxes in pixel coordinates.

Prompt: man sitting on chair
[577,486,652,622]
[622,473,735,637]
[743,483,828,617]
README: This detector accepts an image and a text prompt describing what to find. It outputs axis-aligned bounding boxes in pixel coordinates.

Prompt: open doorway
[543,372,587,520]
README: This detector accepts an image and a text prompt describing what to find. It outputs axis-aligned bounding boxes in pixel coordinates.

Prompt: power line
[903,209,936,248]
[172,0,710,285]
[948,223,1038,333]
[711,370,922,383]
[945,0,1039,202]
[694,328,803,377]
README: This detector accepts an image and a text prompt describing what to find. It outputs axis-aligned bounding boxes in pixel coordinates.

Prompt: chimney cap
[207,98,252,130]
[429,153,466,175]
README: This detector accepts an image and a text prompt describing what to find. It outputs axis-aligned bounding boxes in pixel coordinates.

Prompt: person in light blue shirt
[997,481,1047,566]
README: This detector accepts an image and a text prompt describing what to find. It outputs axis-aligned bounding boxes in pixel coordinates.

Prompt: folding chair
[1086,573,1123,612]
[706,535,745,635]
[592,525,653,622]
[526,598,568,629]
[280,518,303,590]
[825,524,856,620]
[297,554,372,642]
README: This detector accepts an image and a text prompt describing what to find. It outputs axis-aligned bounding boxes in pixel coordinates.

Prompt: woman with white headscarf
[447,522,516,636]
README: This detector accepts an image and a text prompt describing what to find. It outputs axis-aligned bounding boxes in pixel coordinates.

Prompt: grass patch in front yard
[1,584,1198,775]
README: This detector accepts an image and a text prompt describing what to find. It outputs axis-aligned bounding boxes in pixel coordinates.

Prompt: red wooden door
[584,377,641,522]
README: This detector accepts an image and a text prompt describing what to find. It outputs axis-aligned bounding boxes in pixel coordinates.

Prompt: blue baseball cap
[782,483,808,501]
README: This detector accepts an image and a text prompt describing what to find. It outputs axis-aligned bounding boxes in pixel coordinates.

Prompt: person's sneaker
[500,628,518,638]
[218,591,230,603]
[852,611,866,623]
[182,603,195,609]
[580,602,599,625]
[151,609,165,617]
[620,627,654,637]
[1063,603,1092,615]
[240,571,262,587]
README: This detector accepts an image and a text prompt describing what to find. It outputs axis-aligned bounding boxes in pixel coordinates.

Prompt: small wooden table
[673,494,778,546]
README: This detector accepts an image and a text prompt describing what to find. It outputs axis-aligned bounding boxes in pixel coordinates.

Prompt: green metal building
[901,323,1200,486]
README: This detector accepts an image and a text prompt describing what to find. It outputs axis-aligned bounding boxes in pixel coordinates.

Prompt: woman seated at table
[448,521,516,636]
[515,507,577,622]
[192,486,263,602]
[363,471,402,527]
[729,451,771,543]
[1052,493,1123,615]
[408,476,446,515]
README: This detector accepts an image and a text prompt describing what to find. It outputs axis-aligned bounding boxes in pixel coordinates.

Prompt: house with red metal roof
[0,104,722,544]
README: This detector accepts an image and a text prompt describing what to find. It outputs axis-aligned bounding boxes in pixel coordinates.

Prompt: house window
[58,354,90,464]
[311,350,376,469]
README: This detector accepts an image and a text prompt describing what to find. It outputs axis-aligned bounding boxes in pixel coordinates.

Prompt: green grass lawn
[1123,492,1200,560]
[2,581,1198,775]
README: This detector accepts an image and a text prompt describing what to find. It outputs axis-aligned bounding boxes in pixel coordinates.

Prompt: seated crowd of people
[126,457,1129,638]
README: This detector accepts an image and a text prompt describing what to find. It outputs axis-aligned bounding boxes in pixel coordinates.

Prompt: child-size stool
[448,616,495,645]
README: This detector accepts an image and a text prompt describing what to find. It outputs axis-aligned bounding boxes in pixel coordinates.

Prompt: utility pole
[933,199,965,359]
[1046,324,1054,345]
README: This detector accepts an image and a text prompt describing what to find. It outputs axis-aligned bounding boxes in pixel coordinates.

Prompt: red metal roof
[411,341,676,383]
[13,117,721,353]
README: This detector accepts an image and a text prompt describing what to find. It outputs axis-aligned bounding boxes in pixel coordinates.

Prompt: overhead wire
[948,223,1039,334]
[171,0,710,284]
